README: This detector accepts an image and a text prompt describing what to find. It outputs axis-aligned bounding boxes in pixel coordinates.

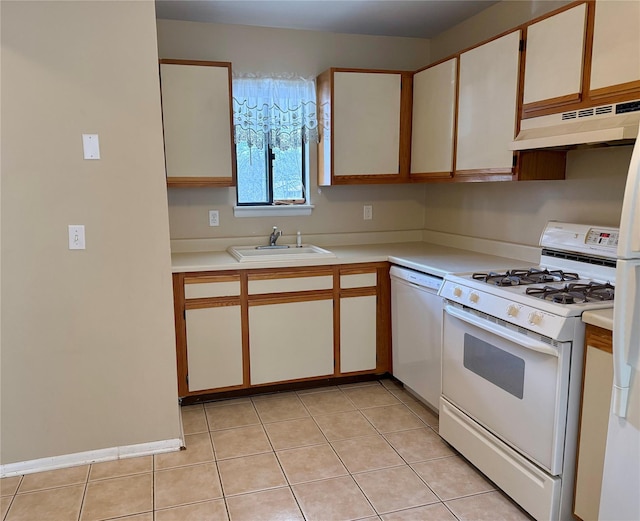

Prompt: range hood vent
[511,99,640,151]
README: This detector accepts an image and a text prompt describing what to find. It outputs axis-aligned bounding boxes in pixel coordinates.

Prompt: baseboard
[0,438,183,478]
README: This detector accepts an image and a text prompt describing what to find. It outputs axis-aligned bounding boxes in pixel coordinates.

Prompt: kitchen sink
[227,244,336,262]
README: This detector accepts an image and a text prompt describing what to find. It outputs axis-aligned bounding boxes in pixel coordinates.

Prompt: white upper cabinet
[523,3,587,106]
[590,0,640,95]
[333,72,401,176]
[456,31,521,173]
[411,58,457,177]
[318,69,408,185]
[160,60,235,187]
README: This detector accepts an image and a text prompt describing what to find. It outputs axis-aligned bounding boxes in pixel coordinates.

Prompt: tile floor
[0,379,534,521]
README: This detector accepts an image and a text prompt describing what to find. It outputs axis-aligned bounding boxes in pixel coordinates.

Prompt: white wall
[157,19,431,241]
[1,1,181,464]
[430,0,571,62]
[423,147,631,246]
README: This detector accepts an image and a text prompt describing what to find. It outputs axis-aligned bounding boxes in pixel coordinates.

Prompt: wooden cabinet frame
[573,323,613,520]
[159,59,237,188]
[411,38,566,183]
[519,1,640,120]
[173,262,391,399]
[317,68,413,186]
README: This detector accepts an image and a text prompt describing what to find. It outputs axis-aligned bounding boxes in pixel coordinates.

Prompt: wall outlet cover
[82,134,100,160]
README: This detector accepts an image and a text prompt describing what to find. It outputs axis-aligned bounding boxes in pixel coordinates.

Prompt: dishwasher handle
[444,304,559,358]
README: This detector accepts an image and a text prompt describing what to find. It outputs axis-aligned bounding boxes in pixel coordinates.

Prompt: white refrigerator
[599,138,640,520]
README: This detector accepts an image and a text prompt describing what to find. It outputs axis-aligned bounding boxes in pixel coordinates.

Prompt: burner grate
[472,268,580,287]
[525,282,615,305]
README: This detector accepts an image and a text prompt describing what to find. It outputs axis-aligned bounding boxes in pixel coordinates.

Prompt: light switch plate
[68,225,86,249]
[82,134,100,160]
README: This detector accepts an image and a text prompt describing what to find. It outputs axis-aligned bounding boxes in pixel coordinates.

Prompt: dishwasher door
[390,266,444,410]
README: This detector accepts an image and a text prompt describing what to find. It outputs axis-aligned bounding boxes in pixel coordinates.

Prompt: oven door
[442,304,571,475]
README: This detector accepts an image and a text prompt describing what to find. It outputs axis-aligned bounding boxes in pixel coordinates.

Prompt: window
[232,74,318,208]
[235,141,305,205]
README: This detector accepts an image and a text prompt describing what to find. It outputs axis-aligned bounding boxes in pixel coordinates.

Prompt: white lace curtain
[232,73,319,151]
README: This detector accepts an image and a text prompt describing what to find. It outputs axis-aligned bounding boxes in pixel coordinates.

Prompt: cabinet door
[590,0,640,97]
[456,31,520,173]
[340,295,377,374]
[333,71,402,177]
[523,3,586,109]
[574,330,613,521]
[249,300,334,385]
[185,305,243,392]
[411,58,457,178]
[160,61,235,187]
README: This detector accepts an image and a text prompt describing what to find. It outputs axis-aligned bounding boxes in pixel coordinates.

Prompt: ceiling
[154,0,500,39]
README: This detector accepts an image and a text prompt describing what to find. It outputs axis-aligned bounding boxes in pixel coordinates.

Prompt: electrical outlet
[363,205,373,220]
[209,210,219,227]
[68,225,86,249]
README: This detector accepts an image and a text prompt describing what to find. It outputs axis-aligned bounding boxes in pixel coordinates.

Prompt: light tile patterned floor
[0,379,534,521]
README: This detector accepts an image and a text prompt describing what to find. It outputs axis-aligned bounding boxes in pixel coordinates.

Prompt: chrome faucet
[269,226,283,246]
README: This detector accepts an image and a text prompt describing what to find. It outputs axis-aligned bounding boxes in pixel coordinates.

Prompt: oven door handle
[444,305,559,357]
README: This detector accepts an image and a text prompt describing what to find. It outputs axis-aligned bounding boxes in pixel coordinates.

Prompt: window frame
[235,141,307,207]
[233,141,314,217]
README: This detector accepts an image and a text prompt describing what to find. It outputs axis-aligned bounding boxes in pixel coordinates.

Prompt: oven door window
[463,334,525,399]
[442,308,571,475]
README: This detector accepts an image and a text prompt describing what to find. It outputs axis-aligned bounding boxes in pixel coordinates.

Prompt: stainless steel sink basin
[227,244,336,262]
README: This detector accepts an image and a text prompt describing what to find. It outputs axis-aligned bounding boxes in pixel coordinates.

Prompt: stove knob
[507,304,519,317]
[528,311,543,326]
[469,292,480,303]
[453,287,463,297]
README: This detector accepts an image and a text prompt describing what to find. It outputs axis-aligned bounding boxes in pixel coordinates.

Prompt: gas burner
[525,282,615,304]
[472,272,521,286]
[511,268,580,284]
[472,268,581,287]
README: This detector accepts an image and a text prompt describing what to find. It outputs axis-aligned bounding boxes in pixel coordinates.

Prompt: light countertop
[582,308,614,331]
[171,241,536,278]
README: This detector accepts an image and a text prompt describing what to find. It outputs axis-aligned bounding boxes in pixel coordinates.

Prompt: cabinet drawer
[248,275,333,294]
[340,272,377,289]
[184,276,241,299]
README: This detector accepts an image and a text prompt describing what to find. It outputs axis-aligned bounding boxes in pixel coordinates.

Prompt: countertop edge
[171,241,538,278]
[582,309,614,331]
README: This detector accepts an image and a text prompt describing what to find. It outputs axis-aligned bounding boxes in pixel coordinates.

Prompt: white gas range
[437,222,618,521]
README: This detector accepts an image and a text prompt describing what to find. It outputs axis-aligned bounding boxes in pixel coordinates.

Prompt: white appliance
[390,266,443,410]
[511,98,640,150]
[438,222,618,521]
[599,138,640,520]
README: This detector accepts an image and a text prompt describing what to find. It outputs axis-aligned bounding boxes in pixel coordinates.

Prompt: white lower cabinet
[185,305,243,391]
[340,295,377,373]
[249,299,334,385]
[574,325,613,521]
[176,264,387,397]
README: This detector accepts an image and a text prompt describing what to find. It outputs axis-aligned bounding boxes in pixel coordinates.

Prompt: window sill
[233,204,315,218]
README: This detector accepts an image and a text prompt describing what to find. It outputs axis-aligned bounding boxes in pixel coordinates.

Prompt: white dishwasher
[390,265,444,411]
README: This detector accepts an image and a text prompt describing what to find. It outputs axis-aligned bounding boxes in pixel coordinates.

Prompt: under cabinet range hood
[510,99,640,151]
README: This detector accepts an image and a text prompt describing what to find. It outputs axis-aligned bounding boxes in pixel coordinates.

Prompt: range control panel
[586,228,619,248]
[540,222,619,259]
